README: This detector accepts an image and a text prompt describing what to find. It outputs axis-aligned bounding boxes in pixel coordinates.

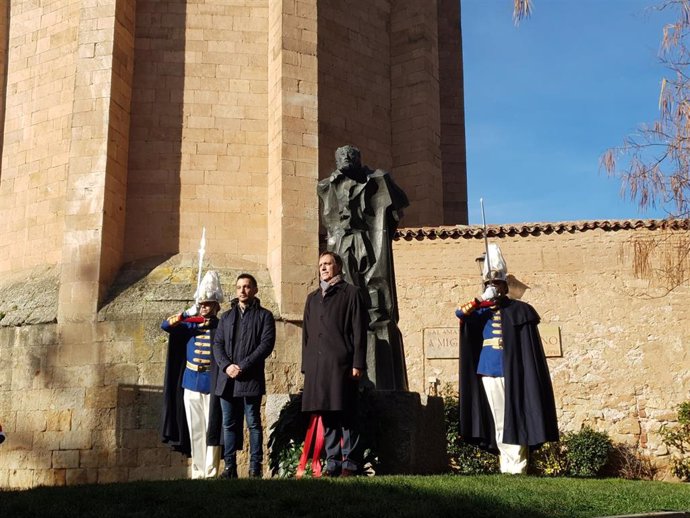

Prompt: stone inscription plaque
[424,324,562,359]
[424,327,459,359]
[539,324,562,357]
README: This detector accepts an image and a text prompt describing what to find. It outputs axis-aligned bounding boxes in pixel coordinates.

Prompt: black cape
[459,297,559,452]
[160,320,223,456]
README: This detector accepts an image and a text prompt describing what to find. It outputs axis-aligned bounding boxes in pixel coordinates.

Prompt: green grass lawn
[1,475,689,518]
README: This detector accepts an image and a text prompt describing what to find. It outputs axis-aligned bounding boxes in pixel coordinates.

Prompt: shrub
[530,441,568,477]
[563,425,612,477]
[450,440,500,475]
[660,401,690,481]
[531,427,615,478]
[443,394,499,475]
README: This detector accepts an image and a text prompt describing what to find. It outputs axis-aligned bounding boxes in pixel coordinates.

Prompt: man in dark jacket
[213,273,275,478]
[456,244,558,474]
[302,251,368,476]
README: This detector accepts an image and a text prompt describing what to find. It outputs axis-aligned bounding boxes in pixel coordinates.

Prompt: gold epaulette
[166,313,183,327]
[457,299,479,315]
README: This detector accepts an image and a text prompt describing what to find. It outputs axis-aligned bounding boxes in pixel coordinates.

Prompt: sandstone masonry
[1,0,688,488]
[0,0,467,487]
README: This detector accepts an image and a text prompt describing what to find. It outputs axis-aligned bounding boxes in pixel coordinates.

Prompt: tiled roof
[395,219,690,241]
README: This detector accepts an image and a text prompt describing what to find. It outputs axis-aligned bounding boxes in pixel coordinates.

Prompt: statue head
[335,145,362,172]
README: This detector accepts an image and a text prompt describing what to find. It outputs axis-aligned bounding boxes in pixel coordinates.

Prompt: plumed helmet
[481,243,508,283]
[195,271,224,304]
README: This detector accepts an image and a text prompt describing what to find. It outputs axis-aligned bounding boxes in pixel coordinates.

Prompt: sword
[195,227,206,303]
[480,198,491,281]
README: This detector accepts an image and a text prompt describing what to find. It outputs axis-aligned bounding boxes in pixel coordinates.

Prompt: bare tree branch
[513,0,532,25]
[601,1,690,293]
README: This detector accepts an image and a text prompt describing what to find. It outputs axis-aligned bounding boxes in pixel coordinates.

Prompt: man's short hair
[236,273,258,288]
[319,250,343,269]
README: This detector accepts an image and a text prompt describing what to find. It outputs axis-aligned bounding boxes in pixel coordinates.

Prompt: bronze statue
[318,145,409,390]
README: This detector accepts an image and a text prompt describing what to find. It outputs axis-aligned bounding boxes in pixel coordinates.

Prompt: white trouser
[481,376,528,474]
[183,389,221,479]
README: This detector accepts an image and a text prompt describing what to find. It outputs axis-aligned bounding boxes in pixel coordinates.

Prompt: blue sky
[461,0,676,224]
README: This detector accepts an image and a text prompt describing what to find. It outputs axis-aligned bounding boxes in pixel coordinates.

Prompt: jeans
[220,396,263,471]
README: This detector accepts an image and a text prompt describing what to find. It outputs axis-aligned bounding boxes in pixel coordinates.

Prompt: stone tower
[0,0,466,487]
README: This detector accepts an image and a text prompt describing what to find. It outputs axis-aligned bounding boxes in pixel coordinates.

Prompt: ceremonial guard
[456,243,558,474]
[161,271,224,479]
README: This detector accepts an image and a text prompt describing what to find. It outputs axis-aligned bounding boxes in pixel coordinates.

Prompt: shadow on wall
[123,0,187,263]
[507,274,529,300]
[316,0,393,180]
[0,325,186,487]
[99,254,175,310]
[116,384,162,447]
[116,384,187,479]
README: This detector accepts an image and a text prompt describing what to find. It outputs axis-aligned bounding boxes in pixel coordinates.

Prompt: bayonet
[195,227,206,303]
[480,198,491,280]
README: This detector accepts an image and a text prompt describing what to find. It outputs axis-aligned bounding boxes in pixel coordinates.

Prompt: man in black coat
[301,251,368,476]
[456,244,558,474]
[213,273,275,479]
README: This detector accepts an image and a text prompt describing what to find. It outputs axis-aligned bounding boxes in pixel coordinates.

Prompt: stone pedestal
[265,390,447,476]
[364,390,447,474]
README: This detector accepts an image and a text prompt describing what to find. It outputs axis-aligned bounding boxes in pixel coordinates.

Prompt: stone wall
[316,0,468,227]
[0,0,80,273]
[2,221,688,487]
[394,220,690,469]
[0,0,464,317]
[3,0,684,489]
[267,0,320,319]
[124,0,270,265]
[0,256,304,487]
[317,0,392,173]
[438,0,468,224]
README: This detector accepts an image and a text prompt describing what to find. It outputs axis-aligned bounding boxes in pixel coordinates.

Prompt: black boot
[220,466,238,479]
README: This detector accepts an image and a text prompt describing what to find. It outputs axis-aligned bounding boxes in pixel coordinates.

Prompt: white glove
[182,304,198,318]
[480,285,498,302]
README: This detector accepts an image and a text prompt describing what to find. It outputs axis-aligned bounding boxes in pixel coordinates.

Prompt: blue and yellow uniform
[455,299,503,376]
[162,313,217,394]
[161,311,222,479]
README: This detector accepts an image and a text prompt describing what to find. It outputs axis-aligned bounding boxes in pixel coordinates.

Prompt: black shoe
[220,467,237,479]
[248,470,262,479]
